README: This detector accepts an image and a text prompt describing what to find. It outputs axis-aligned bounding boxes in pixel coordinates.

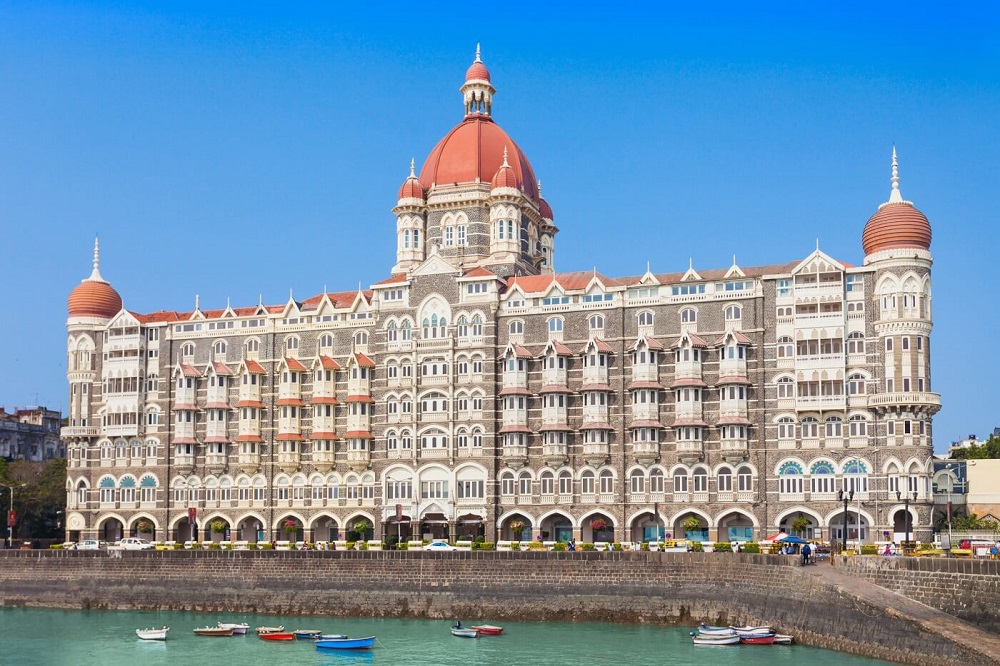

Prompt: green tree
[1,458,67,539]
[950,435,1000,460]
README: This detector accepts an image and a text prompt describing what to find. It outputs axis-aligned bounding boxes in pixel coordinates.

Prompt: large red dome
[862,202,931,256]
[68,280,122,319]
[419,115,538,200]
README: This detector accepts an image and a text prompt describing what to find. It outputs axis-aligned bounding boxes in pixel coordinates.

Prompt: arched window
[386,320,398,342]
[810,461,836,494]
[588,314,604,333]
[518,471,532,495]
[650,468,664,493]
[692,467,708,493]
[456,316,468,338]
[500,472,516,496]
[319,333,334,349]
[245,339,259,354]
[285,337,299,354]
[737,466,753,491]
[559,470,573,495]
[846,331,865,354]
[581,470,595,495]
[629,469,645,494]
[401,320,412,340]
[725,305,742,321]
[778,461,803,495]
[548,317,564,333]
[777,336,794,358]
[214,340,227,358]
[673,468,689,493]
[776,376,795,398]
[717,468,732,492]
[847,373,867,395]
[540,470,555,495]
[777,416,795,439]
[637,311,654,327]
[825,416,843,437]
[599,470,614,494]
[354,331,368,346]
[509,320,524,335]
[801,417,819,438]
[181,342,195,358]
[849,414,869,437]
[843,460,869,494]
[471,315,483,336]
[680,308,697,324]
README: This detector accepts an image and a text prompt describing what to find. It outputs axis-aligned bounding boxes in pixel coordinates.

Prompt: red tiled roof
[671,378,707,388]
[345,394,375,403]
[173,437,198,445]
[204,436,229,443]
[462,266,497,279]
[284,357,308,372]
[538,424,573,432]
[310,431,340,440]
[344,430,374,439]
[579,383,614,392]
[509,344,533,359]
[716,416,752,426]
[212,362,234,376]
[670,334,709,349]
[580,338,615,354]
[715,331,754,345]
[131,310,181,324]
[311,396,339,405]
[538,384,572,394]
[671,419,708,427]
[580,422,615,430]
[299,289,371,311]
[373,274,409,286]
[245,360,267,374]
[627,381,666,390]
[235,434,264,442]
[276,433,304,441]
[548,341,574,356]
[320,356,341,370]
[629,420,665,429]
[499,386,532,396]
[276,398,305,407]
[716,375,752,385]
[354,353,376,368]
[180,364,200,377]
[236,400,265,408]
[173,403,198,411]
[630,336,664,351]
[204,402,231,409]
[498,425,532,434]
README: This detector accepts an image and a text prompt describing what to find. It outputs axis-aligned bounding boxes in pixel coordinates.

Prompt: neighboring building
[0,406,64,462]
[963,459,1000,523]
[63,49,941,546]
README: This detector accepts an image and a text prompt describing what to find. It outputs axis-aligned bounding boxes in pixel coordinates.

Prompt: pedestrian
[801,543,811,565]
[568,539,576,552]
[884,543,892,556]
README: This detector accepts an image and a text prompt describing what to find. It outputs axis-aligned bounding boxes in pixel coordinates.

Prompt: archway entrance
[501,514,533,542]
[383,516,411,545]
[311,516,340,542]
[717,511,754,543]
[584,513,615,543]
[419,512,448,541]
[630,511,664,543]
[539,513,573,543]
[175,518,196,543]
[778,511,820,541]
[236,516,264,543]
[892,509,915,542]
[831,511,869,544]
[130,517,156,541]
[99,518,123,542]
[204,518,231,542]
[674,512,708,542]
[456,514,484,541]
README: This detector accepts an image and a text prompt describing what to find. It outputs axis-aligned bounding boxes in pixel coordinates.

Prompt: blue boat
[315,635,376,650]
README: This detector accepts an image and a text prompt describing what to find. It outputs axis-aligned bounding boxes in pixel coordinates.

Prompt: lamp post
[0,483,25,550]
[896,489,918,552]
[837,489,854,553]
[945,463,955,549]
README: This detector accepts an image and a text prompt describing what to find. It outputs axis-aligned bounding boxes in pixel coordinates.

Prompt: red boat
[259,632,295,641]
[471,625,503,636]
[740,634,776,645]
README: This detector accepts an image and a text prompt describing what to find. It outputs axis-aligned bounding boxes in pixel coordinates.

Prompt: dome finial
[502,145,510,168]
[409,158,416,178]
[194,294,200,311]
[889,146,903,204]
[475,43,482,63]
[87,237,106,283]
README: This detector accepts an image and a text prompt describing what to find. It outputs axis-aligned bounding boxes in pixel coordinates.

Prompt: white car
[116,537,155,551]
[424,541,458,552]
[72,540,110,550]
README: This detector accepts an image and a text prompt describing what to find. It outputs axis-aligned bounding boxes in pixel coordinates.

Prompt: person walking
[801,542,812,565]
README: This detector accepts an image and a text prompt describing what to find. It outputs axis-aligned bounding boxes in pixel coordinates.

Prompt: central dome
[419,115,539,200]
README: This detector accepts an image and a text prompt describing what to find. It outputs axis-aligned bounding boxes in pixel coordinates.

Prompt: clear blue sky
[1,3,997,452]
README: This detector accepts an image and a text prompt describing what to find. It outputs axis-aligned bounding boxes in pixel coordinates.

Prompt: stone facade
[0,407,63,461]
[61,51,941,549]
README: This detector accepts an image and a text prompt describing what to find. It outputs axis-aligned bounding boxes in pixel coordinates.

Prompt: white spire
[475,43,482,63]
[409,158,416,178]
[194,294,200,311]
[888,146,903,203]
[86,237,107,283]
[502,145,510,167]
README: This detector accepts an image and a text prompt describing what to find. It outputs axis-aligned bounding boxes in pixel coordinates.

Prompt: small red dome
[420,116,538,200]
[862,202,932,256]
[397,175,424,201]
[68,280,122,319]
[466,61,490,83]
[539,197,553,220]
[491,161,520,190]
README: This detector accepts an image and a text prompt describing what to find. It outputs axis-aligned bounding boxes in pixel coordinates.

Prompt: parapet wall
[0,550,994,665]
[836,556,1000,634]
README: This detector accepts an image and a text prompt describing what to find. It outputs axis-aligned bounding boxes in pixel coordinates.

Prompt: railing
[868,392,942,409]
[61,426,100,437]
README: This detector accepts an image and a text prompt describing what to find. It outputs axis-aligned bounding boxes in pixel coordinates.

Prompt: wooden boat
[729,625,774,637]
[293,629,322,639]
[692,634,740,645]
[255,625,285,634]
[741,634,777,645]
[217,622,249,635]
[193,626,234,637]
[135,627,169,641]
[470,624,503,636]
[773,634,794,645]
[451,628,480,638]
[315,635,376,650]
[696,625,737,637]
[259,632,295,641]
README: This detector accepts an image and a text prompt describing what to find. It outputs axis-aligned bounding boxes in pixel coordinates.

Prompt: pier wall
[0,550,994,665]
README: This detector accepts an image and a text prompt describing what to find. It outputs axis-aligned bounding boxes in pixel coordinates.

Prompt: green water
[0,608,889,665]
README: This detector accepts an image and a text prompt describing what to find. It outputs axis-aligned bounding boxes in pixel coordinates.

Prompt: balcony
[502,411,528,429]
[61,426,100,438]
[868,392,942,413]
[237,452,261,474]
[673,361,701,381]
[718,359,747,378]
[542,443,568,467]
[795,395,846,410]
[174,453,195,474]
[676,440,703,463]
[312,449,336,472]
[719,399,747,418]
[582,367,609,386]
[720,439,748,461]
[347,449,370,471]
[541,406,568,426]
[631,403,659,422]
[277,450,301,474]
[582,405,609,424]
[632,441,659,464]
[502,445,528,468]
[205,453,227,475]
[583,443,610,466]
[795,353,845,372]
[674,404,703,420]
[502,371,528,390]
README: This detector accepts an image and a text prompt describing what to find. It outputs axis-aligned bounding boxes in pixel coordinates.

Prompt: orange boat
[471,625,504,636]
[259,631,295,641]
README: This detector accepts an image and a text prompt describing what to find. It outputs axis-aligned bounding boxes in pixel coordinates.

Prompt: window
[810,461,836,494]
[846,274,864,292]
[637,311,654,327]
[509,320,524,335]
[518,473,531,495]
[246,339,259,354]
[779,461,803,494]
[285,337,299,354]
[777,417,795,439]
[849,415,869,437]
[776,336,793,358]
[801,417,819,439]
[599,470,614,494]
[548,318,564,333]
[181,342,195,358]
[847,332,865,354]
[776,306,793,317]
[581,471,595,494]
[457,225,466,246]
[680,308,697,324]
[692,468,708,492]
[725,304,742,321]
[717,468,732,492]
[847,374,867,395]
[825,416,843,437]
[673,470,689,493]
[354,331,369,346]
[501,473,515,495]
[582,292,612,303]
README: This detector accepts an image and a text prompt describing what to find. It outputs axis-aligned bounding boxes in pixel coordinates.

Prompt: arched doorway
[203,517,231,542]
[500,514,533,542]
[583,512,615,543]
[673,511,708,542]
[455,514,484,541]
[629,511,664,543]
[831,511,869,545]
[130,516,156,541]
[717,510,755,543]
[778,510,820,540]
[175,517,196,543]
[418,511,449,541]
[892,508,916,542]
[99,517,123,542]
[236,516,264,543]
[538,512,573,543]
[311,515,340,542]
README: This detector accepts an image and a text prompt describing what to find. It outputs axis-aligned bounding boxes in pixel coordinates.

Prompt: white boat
[255,625,285,634]
[729,625,774,637]
[696,625,737,637]
[692,634,740,646]
[774,634,794,645]
[135,627,169,641]
[217,622,249,635]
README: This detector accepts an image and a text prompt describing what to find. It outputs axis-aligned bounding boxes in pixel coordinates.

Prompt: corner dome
[68,239,122,319]
[397,159,424,201]
[465,43,491,82]
[539,197,553,220]
[419,116,538,200]
[862,149,931,256]
[490,147,520,190]
[862,202,931,256]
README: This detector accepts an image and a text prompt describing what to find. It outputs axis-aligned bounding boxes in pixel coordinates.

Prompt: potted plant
[791,516,811,536]
[210,519,227,534]
[590,518,608,531]
[351,519,370,540]
[682,516,701,538]
[282,518,300,538]
[509,520,525,540]
[135,520,153,534]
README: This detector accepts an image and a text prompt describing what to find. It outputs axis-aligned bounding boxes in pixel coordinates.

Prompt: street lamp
[0,483,26,549]
[385,475,407,548]
[837,489,854,553]
[944,463,955,550]
[896,489,918,553]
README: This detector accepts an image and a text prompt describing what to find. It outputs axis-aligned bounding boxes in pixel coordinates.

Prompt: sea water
[0,607,889,665]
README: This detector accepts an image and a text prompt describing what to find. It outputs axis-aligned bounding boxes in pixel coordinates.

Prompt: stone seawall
[0,550,994,665]
[836,556,1000,634]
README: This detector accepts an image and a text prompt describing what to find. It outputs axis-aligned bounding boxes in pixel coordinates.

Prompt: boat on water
[193,626,234,637]
[217,622,249,635]
[259,632,295,641]
[451,628,480,638]
[774,634,795,645]
[315,635,376,650]
[470,624,503,636]
[741,634,777,645]
[317,633,349,640]
[729,625,774,637]
[692,634,740,646]
[255,625,284,634]
[695,625,737,637]
[135,627,169,641]
[293,629,322,639]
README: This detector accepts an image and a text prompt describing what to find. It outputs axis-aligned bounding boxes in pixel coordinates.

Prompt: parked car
[115,537,155,551]
[72,540,110,550]
[424,540,458,552]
